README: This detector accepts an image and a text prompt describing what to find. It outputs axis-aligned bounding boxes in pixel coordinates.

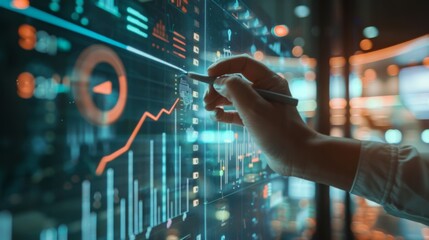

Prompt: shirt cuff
[350,141,398,204]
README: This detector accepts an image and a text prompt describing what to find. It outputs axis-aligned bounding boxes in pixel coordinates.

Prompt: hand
[204,55,318,177]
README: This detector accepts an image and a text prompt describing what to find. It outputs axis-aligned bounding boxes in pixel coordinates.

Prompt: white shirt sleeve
[351,141,429,226]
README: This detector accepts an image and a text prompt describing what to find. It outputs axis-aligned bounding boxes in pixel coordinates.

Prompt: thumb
[213,74,267,116]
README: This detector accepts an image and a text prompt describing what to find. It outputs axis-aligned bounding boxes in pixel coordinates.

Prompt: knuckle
[224,77,243,91]
[237,54,252,61]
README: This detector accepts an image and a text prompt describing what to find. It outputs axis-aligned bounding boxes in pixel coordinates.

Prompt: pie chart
[72,45,127,125]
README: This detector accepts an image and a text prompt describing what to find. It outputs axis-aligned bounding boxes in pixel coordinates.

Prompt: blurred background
[246,0,429,239]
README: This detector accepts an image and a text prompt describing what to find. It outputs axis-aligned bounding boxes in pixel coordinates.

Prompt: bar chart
[96,0,120,17]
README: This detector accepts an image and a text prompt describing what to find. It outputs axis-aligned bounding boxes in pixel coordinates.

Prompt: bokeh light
[16,72,35,99]
[253,50,264,61]
[294,5,310,18]
[293,37,305,46]
[360,39,373,51]
[385,129,402,144]
[292,46,303,57]
[363,26,379,39]
[386,64,399,76]
[422,129,429,143]
[271,25,289,37]
[12,0,29,9]
[363,68,377,82]
[18,24,37,50]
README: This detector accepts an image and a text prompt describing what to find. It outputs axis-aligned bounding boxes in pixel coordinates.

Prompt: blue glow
[0,3,187,73]
[107,169,114,240]
[126,24,148,38]
[330,75,345,98]
[96,0,120,17]
[294,5,310,18]
[293,37,305,46]
[288,177,315,199]
[162,133,167,222]
[330,187,345,201]
[126,7,148,22]
[126,46,187,73]
[233,0,240,10]
[290,79,316,100]
[186,128,198,143]
[57,38,71,51]
[385,129,402,144]
[58,225,68,240]
[1,3,126,49]
[49,3,60,12]
[363,26,379,39]
[0,211,12,240]
[76,6,83,14]
[349,73,363,98]
[399,66,429,119]
[297,100,317,112]
[127,16,148,30]
[422,129,429,143]
[200,130,235,143]
[80,17,89,26]
[71,12,79,20]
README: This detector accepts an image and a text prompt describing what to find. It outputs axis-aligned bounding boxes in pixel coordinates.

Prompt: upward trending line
[95,98,181,175]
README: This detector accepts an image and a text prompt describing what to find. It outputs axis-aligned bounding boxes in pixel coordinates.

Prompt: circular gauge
[72,45,127,125]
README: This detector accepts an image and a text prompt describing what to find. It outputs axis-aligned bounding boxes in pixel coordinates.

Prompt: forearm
[294,134,361,191]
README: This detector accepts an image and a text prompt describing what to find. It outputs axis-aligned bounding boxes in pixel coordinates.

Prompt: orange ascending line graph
[95,98,181,175]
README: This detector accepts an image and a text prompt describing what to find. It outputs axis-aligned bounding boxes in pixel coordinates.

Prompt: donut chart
[72,45,127,125]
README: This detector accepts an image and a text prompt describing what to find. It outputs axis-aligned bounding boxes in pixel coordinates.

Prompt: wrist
[295,134,361,191]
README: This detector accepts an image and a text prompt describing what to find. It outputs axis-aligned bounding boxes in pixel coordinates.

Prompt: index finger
[207,55,274,83]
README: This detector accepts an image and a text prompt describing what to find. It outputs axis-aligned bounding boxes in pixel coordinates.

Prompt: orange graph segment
[93,80,112,95]
[95,98,181,175]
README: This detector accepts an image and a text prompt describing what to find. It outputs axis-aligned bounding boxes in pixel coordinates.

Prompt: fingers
[212,108,243,125]
[207,55,273,84]
[205,96,231,110]
[203,85,231,110]
[213,74,267,117]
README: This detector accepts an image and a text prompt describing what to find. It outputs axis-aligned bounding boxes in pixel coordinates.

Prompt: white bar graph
[82,181,91,240]
[0,211,12,240]
[179,146,182,213]
[154,188,158,225]
[134,179,138,235]
[174,110,178,217]
[186,178,190,212]
[96,0,120,16]
[120,198,126,240]
[40,228,57,240]
[107,168,114,240]
[90,213,97,240]
[21,120,198,239]
[150,140,154,227]
[128,151,134,239]
[162,132,167,222]
[139,200,143,233]
[58,225,68,240]
[167,188,170,219]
